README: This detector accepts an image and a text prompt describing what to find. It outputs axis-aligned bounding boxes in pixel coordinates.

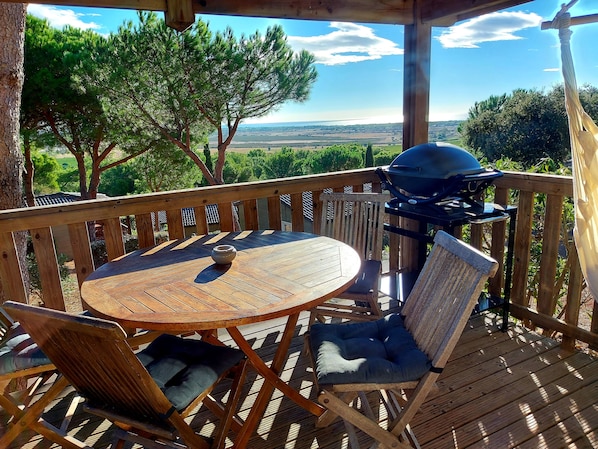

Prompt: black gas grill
[375,142,502,208]
[377,143,514,330]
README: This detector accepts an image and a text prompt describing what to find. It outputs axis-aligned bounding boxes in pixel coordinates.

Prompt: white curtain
[557,10,598,302]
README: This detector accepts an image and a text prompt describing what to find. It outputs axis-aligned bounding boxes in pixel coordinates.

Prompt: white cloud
[288,22,403,66]
[544,68,560,72]
[27,4,101,30]
[437,11,543,49]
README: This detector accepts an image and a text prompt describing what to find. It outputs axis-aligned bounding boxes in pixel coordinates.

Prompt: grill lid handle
[389,164,421,172]
[376,167,465,206]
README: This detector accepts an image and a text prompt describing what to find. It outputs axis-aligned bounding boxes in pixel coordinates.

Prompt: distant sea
[238,118,402,128]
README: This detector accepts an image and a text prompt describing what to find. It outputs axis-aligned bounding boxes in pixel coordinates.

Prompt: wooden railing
[0,169,595,350]
[492,171,597,351]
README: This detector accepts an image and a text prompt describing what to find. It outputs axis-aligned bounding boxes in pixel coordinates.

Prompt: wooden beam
[541,13,598,30]
[3,0,535,26]
[421,0,534,26]
[5,0,168,12]
[9,0,536,27]
[194,0,415,25]
[3,0,416,25]
[510,302,598,349]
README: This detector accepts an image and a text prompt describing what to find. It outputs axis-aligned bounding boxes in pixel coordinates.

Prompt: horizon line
[239,118,464,128]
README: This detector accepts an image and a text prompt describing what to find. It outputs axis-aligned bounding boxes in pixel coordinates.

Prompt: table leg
[228,313,324,447]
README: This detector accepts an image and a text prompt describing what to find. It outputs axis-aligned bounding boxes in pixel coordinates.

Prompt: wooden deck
[4,295,598,449]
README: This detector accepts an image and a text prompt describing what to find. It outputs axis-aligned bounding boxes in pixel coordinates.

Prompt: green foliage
[263,147,305,179]
[53,155,77,169]
[22,12,317,193]
[129,146,202,193]
[30,151,60,193]
[365,144,374,167]
[22,15,157,199]
[309,144,363,174]
[247,149,267,179]
[99,163,137,196]
[460,85,598,168]
[222,153,253,184]
[97,11,317,185]
[57,168,81,192]
[373,148,401,166]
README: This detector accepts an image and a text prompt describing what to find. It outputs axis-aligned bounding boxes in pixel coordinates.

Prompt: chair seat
[344,259,381,296]
[137,334,245,412]
[0,322,51,375]
[309,313,431,385]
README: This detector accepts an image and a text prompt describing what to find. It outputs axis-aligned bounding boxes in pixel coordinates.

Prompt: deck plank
[5,296,598,449]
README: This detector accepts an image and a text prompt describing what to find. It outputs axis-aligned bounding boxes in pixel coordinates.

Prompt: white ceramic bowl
[211,244,237,265]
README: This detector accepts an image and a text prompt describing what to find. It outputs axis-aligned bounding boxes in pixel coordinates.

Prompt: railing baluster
[30,227,65,311]
[312,190,324,235]
[219,202,234,231]
[135,213,156,249]
[562,244,583,351]
[488,186,510,296]
[166,209,184,240]
[290,193,304,232]
[68,222,94,287]
[267,196,282,230]
[243,199,259,230]
[537,194,564,316]
[0,231,27,303]
[194,205,208,235]
[104,217,125,261]
[511,190,534,308]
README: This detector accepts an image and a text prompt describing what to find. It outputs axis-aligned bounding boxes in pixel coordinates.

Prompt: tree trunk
[0,2,28,302]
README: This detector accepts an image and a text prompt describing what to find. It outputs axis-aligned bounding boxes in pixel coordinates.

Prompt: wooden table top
[81,231,361,332]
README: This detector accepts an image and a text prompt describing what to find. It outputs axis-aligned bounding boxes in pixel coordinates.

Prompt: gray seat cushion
[310,313,431,385]
[0,323,51,375]
[137,334,245,411]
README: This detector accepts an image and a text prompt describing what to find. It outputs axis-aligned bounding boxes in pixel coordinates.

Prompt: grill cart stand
[384,201,517,331]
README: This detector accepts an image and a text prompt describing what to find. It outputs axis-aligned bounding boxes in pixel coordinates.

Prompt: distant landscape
[209,120,463,151]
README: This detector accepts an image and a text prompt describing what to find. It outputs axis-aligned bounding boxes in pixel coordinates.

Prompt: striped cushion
[0,323,51,375]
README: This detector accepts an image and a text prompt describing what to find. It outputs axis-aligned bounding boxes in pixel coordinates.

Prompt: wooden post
[401,5,431,273]
[164,0,195,32]
[402,18,431,149]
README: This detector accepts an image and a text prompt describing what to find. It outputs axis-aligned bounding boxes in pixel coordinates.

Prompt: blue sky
[27,1,597,125]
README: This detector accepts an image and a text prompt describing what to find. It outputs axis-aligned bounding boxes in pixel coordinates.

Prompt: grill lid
[388,142,484,181]
[375,142,502,205]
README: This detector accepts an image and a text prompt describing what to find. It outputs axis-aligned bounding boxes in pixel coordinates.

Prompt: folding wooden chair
[0,307,85,449]
[306,230,499,448]
[310,192,391,324]
[3,302,248,449]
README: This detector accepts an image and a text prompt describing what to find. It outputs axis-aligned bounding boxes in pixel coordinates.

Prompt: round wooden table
[81,230,361,447]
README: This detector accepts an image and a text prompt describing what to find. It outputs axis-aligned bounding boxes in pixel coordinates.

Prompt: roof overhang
[6,0,534,29]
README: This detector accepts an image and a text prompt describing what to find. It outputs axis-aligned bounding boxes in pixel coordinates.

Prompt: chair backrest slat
[320,192,390,261]
[401,231,498,368]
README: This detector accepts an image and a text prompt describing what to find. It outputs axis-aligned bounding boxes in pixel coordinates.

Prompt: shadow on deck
[5,294,598,449]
